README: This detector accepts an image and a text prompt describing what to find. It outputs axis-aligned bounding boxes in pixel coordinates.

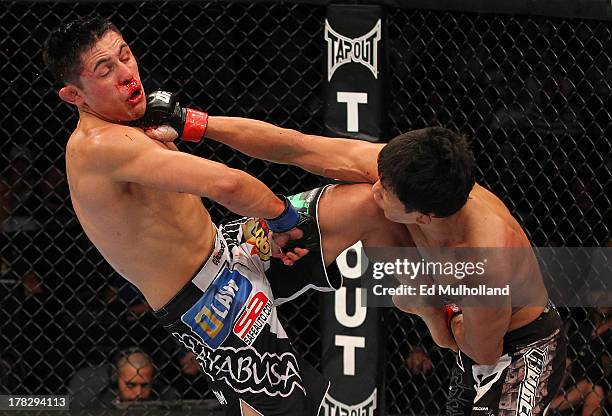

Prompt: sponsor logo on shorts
[173,332,305,397]
[212,239,225,266]
[181,270,252,349]
[472,353,512,403]
[517,346,548,416]
[325,19,381,81]
[242,219,271,261]
[233,291,272,346]
[321,389,377,416]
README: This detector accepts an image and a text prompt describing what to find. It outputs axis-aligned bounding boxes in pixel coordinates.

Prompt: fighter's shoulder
[462,217,527,281]
[467,214,520,247]
[90,124,149,146]
[79,125,153,155]
[71,125,154,172]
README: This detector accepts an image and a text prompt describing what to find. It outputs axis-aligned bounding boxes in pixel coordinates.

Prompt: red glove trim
[182,109,208,142]
[445,304,462,331]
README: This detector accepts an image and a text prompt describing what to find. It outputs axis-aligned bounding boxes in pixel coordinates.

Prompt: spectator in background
[391,314,453,414]
[113,349,156,403]
[587,239,612,307]
[405,347,433,376]
[549,361,607,416]
[69,348,178,408]
[36,161,73,229]
[173,349,212,400]
[0,228,61,393]
[1,144,40,234]
[104,277,210,399]
[550,307,611,416]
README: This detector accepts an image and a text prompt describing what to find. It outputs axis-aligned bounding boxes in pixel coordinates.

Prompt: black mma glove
[282,212,319,253]
[132,90,208,142]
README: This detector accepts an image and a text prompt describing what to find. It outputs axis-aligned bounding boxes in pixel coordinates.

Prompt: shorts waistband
[503,300,562,351]
[153,228,230,326]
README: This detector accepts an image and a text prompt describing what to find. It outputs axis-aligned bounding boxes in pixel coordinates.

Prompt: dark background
[1,1,610,414]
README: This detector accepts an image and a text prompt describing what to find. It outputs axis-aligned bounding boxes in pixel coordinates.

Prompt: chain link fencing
[1,1,610,415]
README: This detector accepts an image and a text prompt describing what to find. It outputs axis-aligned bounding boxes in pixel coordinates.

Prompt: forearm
[451,311,505,365]
[135,91,377,181]
[394,297,458,351]
[206,116,303,165]
[210,169,285,219]
[206,116,379,182]
[418,307,459,351]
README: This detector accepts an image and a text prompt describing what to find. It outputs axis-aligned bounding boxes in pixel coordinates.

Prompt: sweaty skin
[60,30,416,416]
[199,116,549,364]
[64,31,410,318]
[63,31,293,310]
[67,122,215,310]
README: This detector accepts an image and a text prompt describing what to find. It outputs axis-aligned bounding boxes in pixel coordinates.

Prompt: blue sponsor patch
[181,269,252,349]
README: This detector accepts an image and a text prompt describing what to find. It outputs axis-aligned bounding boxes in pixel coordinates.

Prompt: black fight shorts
[154,186,340,416]
[446,302,567,416]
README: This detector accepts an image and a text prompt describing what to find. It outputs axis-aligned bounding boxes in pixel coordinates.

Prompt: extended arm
[205,116,383,183]
[88,126,286,219]
[134,91,383,183]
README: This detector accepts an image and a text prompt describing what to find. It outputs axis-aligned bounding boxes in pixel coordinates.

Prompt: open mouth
[127,87,143,104]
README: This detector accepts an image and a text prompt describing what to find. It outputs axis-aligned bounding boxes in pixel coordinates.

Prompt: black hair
[43,17,119,85]
[377,127,475,217]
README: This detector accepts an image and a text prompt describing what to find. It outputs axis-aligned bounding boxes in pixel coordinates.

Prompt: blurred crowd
[0,147,209,405]
[1,4,611,414]
[0,139,609,413]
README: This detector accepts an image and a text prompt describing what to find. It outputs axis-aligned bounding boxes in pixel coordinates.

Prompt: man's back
[66,116,215,309]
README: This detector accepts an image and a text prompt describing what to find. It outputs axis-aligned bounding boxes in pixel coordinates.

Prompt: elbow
[469,344,503,365]
[473,353,502,366]
[207,169,244,203]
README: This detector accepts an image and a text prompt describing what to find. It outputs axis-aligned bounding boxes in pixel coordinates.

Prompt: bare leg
[315,183,463,352]
[239,399,263,416]
[317,183,414,266]
[317,183,459,349]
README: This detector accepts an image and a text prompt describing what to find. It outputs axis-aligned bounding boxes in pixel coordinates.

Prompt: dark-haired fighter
[146,113,567,415]
[43,18,410,416]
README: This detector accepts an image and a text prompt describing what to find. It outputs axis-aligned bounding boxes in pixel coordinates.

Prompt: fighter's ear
[59,84,85,106]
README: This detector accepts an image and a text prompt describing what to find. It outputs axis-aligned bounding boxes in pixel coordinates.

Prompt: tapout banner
[321,4,386,416]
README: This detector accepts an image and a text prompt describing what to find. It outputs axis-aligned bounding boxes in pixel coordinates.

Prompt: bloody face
[75,30,146,121]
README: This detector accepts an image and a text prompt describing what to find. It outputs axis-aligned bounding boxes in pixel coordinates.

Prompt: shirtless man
[144,113,567,415]
[43,17,410,416]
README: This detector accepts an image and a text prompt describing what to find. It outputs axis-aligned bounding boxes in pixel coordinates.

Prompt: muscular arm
[451,260,512,364]
[452,305,510,365]
[205,116,383,183]
[87,126,285,218]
